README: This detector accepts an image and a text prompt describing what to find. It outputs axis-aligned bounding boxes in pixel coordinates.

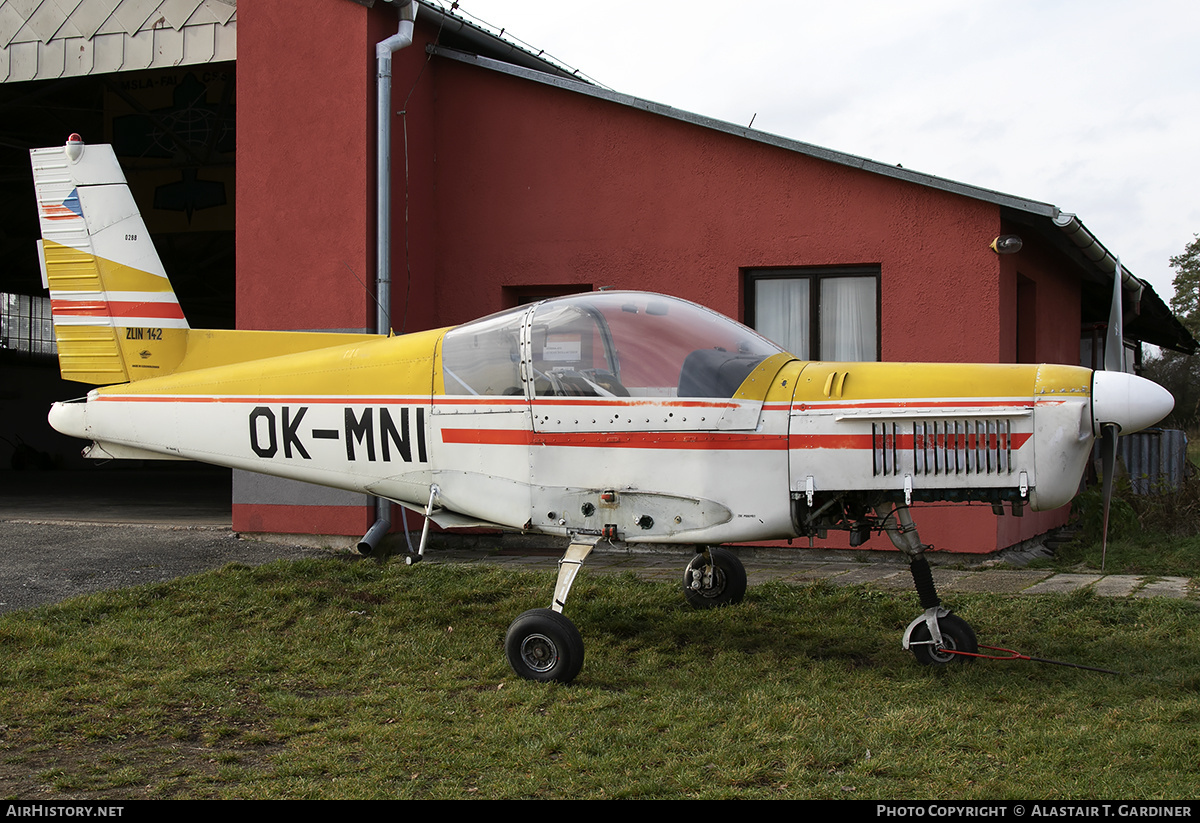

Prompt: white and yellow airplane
[33,136,1174,683]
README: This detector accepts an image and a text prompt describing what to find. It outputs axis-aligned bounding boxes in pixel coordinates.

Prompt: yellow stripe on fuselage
[789,361,1091,404]
[96,327,447,399]
[96,327,1092,412]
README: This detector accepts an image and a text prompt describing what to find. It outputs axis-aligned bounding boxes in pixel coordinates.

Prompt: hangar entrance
[0,64,236,519]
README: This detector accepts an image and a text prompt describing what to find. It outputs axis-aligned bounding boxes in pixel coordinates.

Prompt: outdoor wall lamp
[990,235,1023,254]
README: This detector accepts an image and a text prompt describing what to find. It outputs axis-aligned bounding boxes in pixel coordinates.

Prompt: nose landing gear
[904,607,978,665]
[881,504,978,665]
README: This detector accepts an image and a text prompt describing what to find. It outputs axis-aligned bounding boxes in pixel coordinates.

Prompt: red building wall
[233,1,444,535]
[237,0,374,332]
[234,2,1079,552]
[234,0,377,534]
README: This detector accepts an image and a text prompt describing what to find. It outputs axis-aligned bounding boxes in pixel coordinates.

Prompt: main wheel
[908,613,977,665]
[505,608,585,683]
[682,547,747,609]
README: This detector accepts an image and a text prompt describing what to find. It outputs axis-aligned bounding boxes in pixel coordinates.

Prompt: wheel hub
[926,635,958,664]
[519,633,559,673]
[688,562,724,595]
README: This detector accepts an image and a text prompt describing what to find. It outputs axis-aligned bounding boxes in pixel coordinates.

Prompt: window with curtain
[745,268,879,361]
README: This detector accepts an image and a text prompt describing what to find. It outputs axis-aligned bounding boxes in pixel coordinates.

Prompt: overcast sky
[436,0,1200,302]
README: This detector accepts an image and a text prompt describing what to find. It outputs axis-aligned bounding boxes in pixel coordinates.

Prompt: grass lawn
[2,558,1198,799]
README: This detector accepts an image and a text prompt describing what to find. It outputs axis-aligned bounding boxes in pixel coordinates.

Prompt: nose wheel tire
[682,547,747,609]
[908,613,977,665]
[505,608,585,683]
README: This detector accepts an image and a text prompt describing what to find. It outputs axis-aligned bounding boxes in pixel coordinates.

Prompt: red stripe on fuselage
[440,429,787,450]
[438,429,1033,452]
[792,400,1038,412]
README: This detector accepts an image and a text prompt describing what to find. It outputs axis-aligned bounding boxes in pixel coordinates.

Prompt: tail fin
[31,135,188,385]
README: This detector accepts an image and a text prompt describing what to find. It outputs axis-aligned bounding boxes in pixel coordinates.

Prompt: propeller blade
[1101,258,1124,574]
[1104,257,1126,373]
[1099,422,1119,573]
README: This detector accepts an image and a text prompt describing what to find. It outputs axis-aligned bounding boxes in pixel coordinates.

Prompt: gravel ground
[0,520,329,614]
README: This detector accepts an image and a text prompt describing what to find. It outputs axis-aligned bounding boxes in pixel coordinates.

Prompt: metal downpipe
[362,0,418,555]
[376,0,417,336]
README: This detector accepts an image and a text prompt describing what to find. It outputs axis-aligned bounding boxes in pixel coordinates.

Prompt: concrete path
[429,544,1195,600]
[1,468,1193,613]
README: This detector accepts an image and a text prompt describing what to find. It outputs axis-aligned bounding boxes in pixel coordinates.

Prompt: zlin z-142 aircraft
[33,136,1173,683]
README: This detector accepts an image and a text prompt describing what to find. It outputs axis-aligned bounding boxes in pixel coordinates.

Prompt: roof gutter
[1052,210,1144,308]
[414,0,585,81]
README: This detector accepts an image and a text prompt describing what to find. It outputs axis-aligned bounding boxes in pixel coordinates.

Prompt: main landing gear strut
[504,537,595,683]
[503,537,753,684]
[881,504,978,665]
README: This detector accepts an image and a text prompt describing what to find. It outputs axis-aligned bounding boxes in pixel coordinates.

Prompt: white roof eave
[0,0,235,83]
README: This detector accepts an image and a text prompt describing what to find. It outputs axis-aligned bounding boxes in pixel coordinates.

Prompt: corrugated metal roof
[0,0,235,82]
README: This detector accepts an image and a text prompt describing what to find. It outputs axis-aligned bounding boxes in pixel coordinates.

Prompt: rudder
[31,135,188,385]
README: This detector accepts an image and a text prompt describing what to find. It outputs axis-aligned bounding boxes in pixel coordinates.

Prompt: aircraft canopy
[441,291,785,399]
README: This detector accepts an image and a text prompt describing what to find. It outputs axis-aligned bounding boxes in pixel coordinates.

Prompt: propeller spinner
[1092,370,1174,436]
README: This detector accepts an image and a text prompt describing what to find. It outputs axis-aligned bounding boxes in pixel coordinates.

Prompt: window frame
[0,292,57,361]
[744,266,882,362]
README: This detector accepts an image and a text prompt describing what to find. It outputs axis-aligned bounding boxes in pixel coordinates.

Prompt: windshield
[441,305,524,396]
